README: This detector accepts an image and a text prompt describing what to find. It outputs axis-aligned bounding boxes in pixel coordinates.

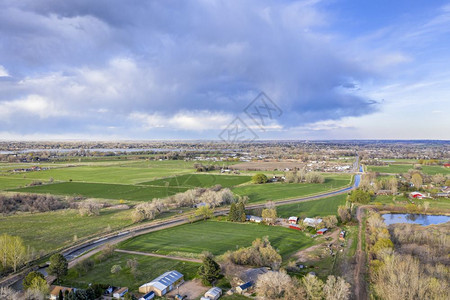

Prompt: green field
[120,220,315,260]
[142,174,251,188]
[10,182,189,201]
[232,175,351,203]
[0,177,33,190]
[367,164,449,175]
[276,194,347,218]
[0,209,133,253]
[61,252,200,291]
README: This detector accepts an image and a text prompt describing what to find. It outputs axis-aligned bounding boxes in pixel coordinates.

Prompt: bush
[252,173,268,184]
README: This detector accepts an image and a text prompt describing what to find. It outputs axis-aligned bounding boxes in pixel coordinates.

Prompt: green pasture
[276,194,347,218]
[119,220,315,260]
[232,175,351,203]
[367,164,449,175]
[0,209,133,253]
[142,174,251,188]
[10,182,188,201]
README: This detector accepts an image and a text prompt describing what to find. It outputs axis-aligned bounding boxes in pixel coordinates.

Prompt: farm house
[236,281,253,294]
[288,216,298,224]
[246,215,263,223]
[139,270,184,296]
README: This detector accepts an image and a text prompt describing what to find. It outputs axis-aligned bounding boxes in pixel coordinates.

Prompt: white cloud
[0,95,66,119]
[0,65,9,77]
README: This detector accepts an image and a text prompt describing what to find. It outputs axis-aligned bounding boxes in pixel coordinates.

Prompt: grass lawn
[9,182,189,201]
[232,175,351,203]
[0,209,133,253]
[119,220,315,260]
[276,194,347,218]
[142,174,251,188]
[61,252,200,291]
[367,164,449,175]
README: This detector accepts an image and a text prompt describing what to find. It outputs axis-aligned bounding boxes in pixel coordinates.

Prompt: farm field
[232,174,351,203]
[61,252,200,291]
[142,174,251,188]
[0,177,33,190]
[0,209,133,253]
[6,165,193,185]
[10,182,189,201]
[119,220,315,260]
[367,164,449,175]
[276,194,347,218]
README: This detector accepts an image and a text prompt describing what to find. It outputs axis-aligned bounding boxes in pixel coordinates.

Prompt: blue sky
[0,0,449,140]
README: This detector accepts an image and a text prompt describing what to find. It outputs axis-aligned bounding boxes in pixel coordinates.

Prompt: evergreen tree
[58,290,63,300]
[228,202,237,222]
[237,202,246,222]
[48,253,68,283]
[198,255,221,285]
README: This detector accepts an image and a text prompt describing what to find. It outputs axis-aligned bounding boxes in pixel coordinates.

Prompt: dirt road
[115,249,202,263]
[354,206,367,300]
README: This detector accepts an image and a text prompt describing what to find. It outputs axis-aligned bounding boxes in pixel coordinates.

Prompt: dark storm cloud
[0,0,381,137]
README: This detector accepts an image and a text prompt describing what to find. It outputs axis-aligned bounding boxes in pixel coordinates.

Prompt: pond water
[382,213,450,226]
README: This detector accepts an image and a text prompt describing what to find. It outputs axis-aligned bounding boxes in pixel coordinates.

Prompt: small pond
[381,213,450,226]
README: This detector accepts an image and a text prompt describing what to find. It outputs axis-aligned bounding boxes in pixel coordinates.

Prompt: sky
[0,0,449,141]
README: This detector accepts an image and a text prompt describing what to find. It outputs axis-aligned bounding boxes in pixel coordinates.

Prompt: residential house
[246,215,262,223]
[139,270,184,296]
[236,281,253,294]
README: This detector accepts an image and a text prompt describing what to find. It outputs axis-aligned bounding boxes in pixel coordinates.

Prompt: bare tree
[323,275,351,300]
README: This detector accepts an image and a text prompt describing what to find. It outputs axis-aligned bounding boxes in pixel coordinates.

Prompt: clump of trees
[347,189,372,204]
[132,186,238,223]
[255,271,350,300]
[285,170,325,184]
[225,237,281,269]
[252,173,268,184]
[0,194,80,215]
[367,212,449,299]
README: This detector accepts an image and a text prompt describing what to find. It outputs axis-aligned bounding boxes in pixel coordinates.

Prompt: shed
[113,287,128,299]
[204,287,222,300]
